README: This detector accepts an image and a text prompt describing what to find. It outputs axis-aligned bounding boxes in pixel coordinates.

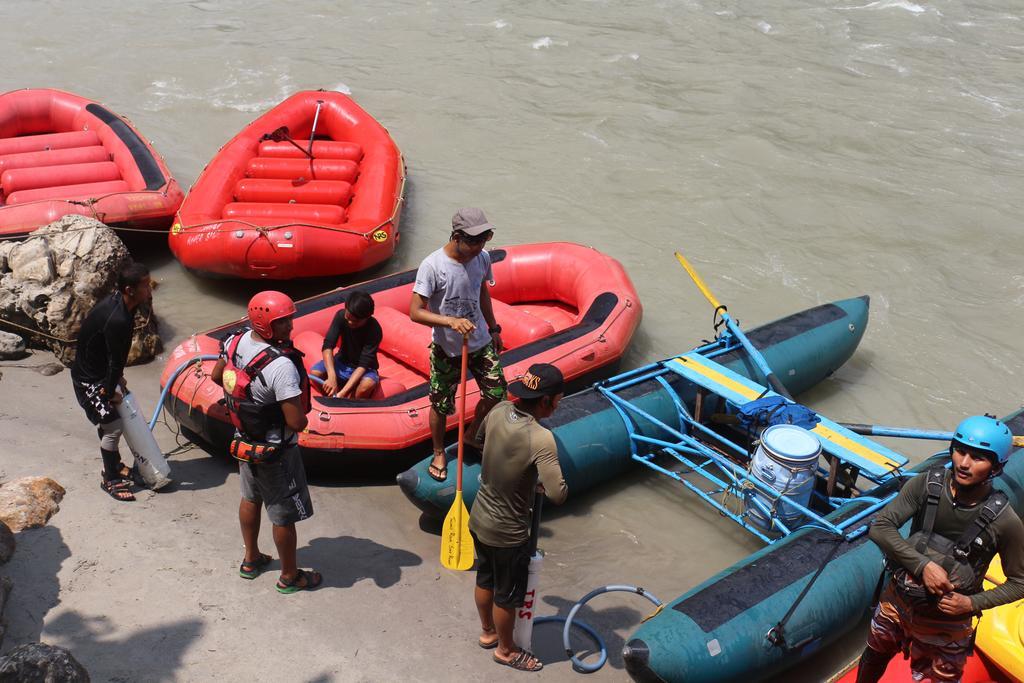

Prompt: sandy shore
[0,353,868,682]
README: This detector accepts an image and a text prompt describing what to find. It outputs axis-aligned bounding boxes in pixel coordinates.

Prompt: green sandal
[276,568,323,594]
[239,553,273,580]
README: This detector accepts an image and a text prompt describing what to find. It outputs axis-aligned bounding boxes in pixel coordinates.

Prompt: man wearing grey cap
[409,208,508,482]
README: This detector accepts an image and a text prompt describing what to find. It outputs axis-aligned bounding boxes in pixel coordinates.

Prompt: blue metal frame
[595,336,907,544]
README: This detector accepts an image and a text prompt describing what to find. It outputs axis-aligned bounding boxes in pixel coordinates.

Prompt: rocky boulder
[0,522,13,565]
[0,215,161,365]
[0,478,66,533]
[0,577,10,650]
[0,643,89,682]
[0,331,26,361]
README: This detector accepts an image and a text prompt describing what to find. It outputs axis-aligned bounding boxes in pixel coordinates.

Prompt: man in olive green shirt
[470,363,568,673]
[857,415,1024,683]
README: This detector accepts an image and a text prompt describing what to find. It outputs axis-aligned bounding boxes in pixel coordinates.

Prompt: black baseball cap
[508,363,564,399]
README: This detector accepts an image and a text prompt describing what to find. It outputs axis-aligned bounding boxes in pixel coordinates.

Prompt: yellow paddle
[441,336,474,571]
[675,250,794,400]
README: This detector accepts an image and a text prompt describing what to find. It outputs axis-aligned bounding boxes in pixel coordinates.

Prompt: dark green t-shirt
[469,402,568,547]
[869,468,1024,611]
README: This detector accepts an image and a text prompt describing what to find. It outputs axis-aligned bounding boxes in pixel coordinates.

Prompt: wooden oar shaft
[674,252,722,310]
[674,250,794,400]
[307,100,324,158]
[456,336,469,492]
[843,423,1024,448]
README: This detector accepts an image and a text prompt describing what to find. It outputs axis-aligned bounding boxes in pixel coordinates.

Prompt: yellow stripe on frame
[673,354,902,474]
[671,356,761,402]
[812,424,903,472]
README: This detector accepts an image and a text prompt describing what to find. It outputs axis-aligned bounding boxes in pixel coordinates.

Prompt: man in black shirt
[70,261,154,502]
[310,289,382,399]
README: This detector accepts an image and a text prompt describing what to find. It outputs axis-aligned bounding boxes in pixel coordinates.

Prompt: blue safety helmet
[951,415,1013,466]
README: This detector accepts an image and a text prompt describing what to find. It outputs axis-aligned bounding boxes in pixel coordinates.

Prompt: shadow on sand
[0,525,202,681]
[301,535,422,590]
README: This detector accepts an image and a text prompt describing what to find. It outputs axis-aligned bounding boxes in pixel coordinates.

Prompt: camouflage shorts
[866,585,974,682]
[429,342,507,416]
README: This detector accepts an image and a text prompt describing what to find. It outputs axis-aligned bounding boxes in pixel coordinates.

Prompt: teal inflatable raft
[622,408,1024,683]
[396,295,870,517]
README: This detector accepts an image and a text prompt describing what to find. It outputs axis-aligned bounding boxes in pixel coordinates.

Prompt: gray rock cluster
[0,478,87,680]
[0,478,66,533]
[0,643,89,682]
[0,215,161,365]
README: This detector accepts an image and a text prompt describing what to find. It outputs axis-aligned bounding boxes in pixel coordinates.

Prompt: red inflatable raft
[160,242,641,468]
[169,90,405,280]
[0,89,183,237]
[831,649,1012,683]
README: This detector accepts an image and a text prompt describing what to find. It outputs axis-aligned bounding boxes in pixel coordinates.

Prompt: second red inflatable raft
[160,242,642,468]
[170,90,405,280]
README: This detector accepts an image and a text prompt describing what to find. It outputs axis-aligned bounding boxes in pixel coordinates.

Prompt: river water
[3,0,1022,679]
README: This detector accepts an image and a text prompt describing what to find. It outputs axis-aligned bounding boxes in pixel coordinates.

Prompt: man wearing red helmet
[212,291,321,594]
[856,415,1024,682]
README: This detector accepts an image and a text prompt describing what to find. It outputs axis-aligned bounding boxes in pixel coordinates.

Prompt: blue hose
[534,585,662,674]
[149,354,329,431]
[149,354,220,430]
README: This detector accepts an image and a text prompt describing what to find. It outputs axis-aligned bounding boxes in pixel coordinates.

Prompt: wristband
[488,325,502,334]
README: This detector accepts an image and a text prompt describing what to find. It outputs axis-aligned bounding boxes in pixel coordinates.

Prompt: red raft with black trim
[169,90,405,280]
[160,242,642,468]
[0,88,183,237]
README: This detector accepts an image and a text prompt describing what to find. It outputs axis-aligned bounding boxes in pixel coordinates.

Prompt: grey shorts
[239,445,314,526]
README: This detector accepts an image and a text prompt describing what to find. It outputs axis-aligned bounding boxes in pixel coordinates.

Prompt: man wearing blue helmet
[856,415,1024,682]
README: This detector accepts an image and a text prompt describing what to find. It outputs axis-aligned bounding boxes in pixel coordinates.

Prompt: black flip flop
[427,462,448,482]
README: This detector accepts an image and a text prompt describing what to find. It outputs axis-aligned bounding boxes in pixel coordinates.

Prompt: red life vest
[221,330,311,440]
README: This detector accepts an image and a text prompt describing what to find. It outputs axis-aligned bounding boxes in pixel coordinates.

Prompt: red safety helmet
[248,291,296,339]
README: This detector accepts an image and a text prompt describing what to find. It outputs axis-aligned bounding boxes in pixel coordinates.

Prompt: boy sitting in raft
[310,290,382,398]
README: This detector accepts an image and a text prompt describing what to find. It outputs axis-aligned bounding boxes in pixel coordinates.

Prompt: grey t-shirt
[412,247,493,356]
[231,331,302,444]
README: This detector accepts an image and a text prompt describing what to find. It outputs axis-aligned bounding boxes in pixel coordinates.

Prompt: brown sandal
[493,650,543,672]
[276,568,323,594]
[101,479,135,502]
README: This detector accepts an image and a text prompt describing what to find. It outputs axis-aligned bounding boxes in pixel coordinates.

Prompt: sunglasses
[458,230,493,246]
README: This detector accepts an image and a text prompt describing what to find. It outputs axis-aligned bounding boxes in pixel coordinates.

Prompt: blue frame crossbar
[596,344,908,544]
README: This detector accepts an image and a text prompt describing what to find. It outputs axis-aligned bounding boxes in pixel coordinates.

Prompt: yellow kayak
[975,555,1024,683]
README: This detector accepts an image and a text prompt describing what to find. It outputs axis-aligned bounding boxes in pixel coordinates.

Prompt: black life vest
[889,467,1008,615]
[221,330,310,441]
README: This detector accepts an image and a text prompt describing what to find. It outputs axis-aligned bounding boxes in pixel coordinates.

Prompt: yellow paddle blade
[674,251,722,311]
[440,491,474,571]
[1014,436,1024,448]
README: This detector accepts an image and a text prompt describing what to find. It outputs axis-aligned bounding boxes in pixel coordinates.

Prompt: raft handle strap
[766,535,845,650]
[713,304,728,334]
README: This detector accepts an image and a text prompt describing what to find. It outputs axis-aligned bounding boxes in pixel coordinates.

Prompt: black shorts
[72,379,119,425]
[472,532,531,608]
[239,445,314,526]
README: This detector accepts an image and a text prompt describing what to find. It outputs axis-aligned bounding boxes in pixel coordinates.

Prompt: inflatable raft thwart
[170,90,404,279]
[161,242,641,467]
[397,295,870,517]
[622,407,1024,683]
[0,89,183,237]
